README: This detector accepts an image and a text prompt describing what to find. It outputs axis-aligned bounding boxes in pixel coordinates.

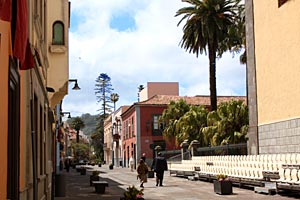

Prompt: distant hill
[68,113,99,138]
[81,113,99,137]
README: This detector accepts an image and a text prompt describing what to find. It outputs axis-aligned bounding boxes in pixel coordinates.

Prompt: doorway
[7,58,20,200]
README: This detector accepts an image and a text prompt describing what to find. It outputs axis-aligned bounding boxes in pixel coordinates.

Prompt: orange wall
[147,82,179,98]
[0,20,10,199]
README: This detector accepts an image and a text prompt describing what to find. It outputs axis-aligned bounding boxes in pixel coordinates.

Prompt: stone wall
[259,118,300,154]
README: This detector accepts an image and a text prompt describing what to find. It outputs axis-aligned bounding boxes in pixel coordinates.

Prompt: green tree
[203,100,248,146]
[91,115,105,161]
[176,0,244,110]
[176,105,208,146]
[95,73,114,161]
[72,143,89,161]
[160,100,191,144]
[95,73,114,117]
[70,116,85,143]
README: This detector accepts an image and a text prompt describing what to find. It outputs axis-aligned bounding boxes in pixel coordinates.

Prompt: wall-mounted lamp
[61,112,71,118]
[69,79,81,90]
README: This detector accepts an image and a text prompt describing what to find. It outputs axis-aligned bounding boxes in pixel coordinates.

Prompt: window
[278,0,289,7]
[131,117,135,137]
[152,115,164,136]
[128,119,131,137]
[125,121,128,139]
[52,21,64,45]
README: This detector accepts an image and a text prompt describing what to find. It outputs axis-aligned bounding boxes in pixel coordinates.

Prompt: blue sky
[63,0,246,117]
[109,12,136,31]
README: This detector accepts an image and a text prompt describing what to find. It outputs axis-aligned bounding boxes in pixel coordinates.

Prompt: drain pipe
[30,70,37,200]
[56,104,61,173]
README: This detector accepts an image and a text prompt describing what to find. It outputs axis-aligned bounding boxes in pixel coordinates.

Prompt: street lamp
[61,111,71,119]
[69,79,81,90]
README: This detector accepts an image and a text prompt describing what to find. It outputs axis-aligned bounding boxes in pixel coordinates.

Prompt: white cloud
[62,0,246,116]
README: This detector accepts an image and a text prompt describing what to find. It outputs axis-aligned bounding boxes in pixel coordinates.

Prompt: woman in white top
[129,156,134,171]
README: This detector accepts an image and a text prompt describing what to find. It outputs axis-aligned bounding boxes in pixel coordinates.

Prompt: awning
[13,0,34,70]
[0,0,12,22]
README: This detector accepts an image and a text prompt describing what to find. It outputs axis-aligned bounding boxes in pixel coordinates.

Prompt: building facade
[139,82,179,102]
[121,95,246,168]
[246,0,300,154]
[103,115,113,164]
[0,0,70,199]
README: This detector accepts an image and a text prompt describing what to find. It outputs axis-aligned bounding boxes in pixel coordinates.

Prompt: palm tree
[137,85,144,102]
[176,0,244,111]
[110,93,119,111]
[70,117,85,143]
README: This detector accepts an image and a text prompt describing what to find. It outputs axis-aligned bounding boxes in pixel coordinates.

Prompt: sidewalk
[55,164,298,200]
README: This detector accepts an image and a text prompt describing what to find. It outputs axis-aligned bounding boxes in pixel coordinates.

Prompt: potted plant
[95,159,102,167]
[90,171,100,186]
[213,174,232,195]
[120,185,144,200]
[109,163,113,170]
[80,166,86,175]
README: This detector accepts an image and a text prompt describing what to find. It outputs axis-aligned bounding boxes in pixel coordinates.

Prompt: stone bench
[93,181,109,194]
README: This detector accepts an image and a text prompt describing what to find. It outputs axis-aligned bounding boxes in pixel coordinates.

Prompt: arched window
[52,21,64,45]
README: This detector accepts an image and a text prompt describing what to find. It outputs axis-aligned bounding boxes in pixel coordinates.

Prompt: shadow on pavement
[55,168,126,200]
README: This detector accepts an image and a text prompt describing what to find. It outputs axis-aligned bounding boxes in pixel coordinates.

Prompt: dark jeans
[156,171,164,186]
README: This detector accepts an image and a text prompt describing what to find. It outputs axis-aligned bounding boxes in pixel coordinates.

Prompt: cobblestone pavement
[55,165,299,200]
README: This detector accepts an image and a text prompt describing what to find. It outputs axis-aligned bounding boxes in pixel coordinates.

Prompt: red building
[121,94,246,168]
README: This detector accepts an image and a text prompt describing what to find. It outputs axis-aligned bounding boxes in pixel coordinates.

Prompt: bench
[93,181,109,194]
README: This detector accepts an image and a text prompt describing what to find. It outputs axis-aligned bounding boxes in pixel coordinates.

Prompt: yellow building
[0,0,70,199]
[246,0,300,154]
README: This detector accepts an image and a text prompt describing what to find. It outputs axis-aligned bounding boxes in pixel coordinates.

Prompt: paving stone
[55,165,299,200]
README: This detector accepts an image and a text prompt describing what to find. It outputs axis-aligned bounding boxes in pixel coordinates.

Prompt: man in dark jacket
[151,152,168,186]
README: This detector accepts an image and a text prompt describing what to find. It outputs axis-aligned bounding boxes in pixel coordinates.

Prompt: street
[55,164,298,200]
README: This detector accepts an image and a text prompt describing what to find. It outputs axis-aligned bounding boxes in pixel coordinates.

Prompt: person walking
[65,158,70,172]
[129,155,135,172]
[141,153,146,162]
[151,152,168,187]
[137,159,148,188]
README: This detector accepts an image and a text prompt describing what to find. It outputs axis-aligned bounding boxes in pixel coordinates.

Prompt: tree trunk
[208,39,217,111]
[76,130,79,143]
